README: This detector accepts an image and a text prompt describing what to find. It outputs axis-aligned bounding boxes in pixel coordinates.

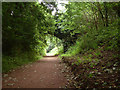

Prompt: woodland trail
[2,56,67,88]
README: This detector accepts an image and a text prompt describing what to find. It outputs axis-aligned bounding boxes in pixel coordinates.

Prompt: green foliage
[88,73,94,78]
[2,2,119,73]
[59,2,119,56]
[2,2,48,55]
[46,34,63,55]
[94,51,102,56]
[2,53,43,73]
[2,2,55,72]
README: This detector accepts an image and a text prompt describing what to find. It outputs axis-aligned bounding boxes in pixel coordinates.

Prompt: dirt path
[2,56,67,88]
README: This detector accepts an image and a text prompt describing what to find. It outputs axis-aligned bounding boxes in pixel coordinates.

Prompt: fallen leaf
[7,83,15,86]
[3,74,8,78]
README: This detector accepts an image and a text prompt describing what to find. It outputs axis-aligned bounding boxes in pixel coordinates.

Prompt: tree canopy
[2,2,120,73]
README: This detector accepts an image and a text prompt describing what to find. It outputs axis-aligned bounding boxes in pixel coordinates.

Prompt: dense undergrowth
[2,53,43,73]
[59,20,120,88]
[2,2,120,88]
[61,46,120,88]
[58,2,120,88]
[61,22,119,57]
[2,2,53,73]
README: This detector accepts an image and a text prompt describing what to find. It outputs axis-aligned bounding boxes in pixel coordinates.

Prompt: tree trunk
[97,2,105,27]
[104,2,109,27]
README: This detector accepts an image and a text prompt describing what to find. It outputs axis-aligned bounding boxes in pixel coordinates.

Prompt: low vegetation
[2,1,120,88]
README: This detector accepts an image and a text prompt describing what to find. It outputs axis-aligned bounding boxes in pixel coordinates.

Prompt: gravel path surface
[2,56,67,88]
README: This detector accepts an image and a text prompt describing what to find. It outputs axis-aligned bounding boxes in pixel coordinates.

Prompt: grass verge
[2,54,43,73]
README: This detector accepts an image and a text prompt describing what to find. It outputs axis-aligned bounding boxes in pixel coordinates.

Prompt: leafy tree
[2,2,55,72]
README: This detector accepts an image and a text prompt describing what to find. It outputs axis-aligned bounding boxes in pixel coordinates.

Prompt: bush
[2,51,43,73]
[61,23,119,57]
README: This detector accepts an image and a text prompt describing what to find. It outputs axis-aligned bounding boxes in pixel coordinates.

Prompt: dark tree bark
[104,2,109,27]
[97,2,105,27]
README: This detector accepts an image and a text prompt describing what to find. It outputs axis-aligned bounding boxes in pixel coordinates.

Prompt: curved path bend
[2,56,67,88]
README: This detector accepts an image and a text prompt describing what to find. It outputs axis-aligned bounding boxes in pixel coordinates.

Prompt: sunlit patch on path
[46,53,55,56]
